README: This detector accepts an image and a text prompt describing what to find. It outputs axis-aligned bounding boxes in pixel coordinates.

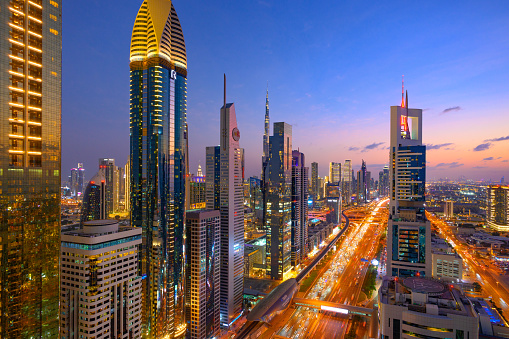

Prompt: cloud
[485,136,509,142]
[426,143,454,150]
[348,146,360,151]
[364,142,385,150]
[503,160,509,163]
[473,166,487,169]
[483,157,494,161]
[348,142,386,153]
[435,162,464,168]
[473,143,492,152]
[441,106,461,115]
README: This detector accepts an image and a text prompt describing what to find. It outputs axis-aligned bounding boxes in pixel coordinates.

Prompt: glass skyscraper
[129,0,188,337]
[0,0,61,337]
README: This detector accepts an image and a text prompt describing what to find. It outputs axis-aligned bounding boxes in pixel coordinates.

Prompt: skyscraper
[60,220,142,338]
[311,162,319,200]
[185,210,220,339]
[387,91,431,278]
[99,158,116,216]
[342,160,352,204]
[205,146,221,210]
[265,122,293,280]
[218,75,244,327]
[378,165,389,197]
[487,185,509,231]
[70,163,85,197]
[0,0,61,336]
[262,85,270,164]
[329,162,341,184]
[80,171,106,222]
[129,0,188,336]
[356,160,368,203]
[291,150,308,267]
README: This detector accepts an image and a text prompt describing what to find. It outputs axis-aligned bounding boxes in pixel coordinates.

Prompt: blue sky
[62,0,509,181]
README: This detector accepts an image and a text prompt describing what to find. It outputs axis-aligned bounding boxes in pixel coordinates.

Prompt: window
[50,29,59,35]
[50,0,58,7]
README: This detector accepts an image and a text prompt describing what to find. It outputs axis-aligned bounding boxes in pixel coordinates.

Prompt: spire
[224,73,226,109]
[401,75,405,108]
[405,90,408,111]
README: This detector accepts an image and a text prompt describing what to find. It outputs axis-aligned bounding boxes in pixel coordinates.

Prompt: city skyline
[62,1,509,181]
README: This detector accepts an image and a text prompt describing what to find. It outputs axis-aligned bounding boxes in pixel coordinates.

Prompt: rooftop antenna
[224,73,226,109]
[401,75,405,108]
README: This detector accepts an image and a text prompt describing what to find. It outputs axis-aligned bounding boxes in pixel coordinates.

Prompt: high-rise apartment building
[185,210,220,339]
[60,220,142,338]
[329,162,341,184]
[205,146,221,210]
[291,150,308,267]
[311,162,319,200]
[81,171,106,222]
[0,0,61,336]
[487,185,509,231]
[218,77,244,327]
[387,92,431,278]
[129,0,188,336]
[342,160,352,204]
[444,200,454,220]
[98,158,116,215]
[265,122,293,280]
[378,165,389,197]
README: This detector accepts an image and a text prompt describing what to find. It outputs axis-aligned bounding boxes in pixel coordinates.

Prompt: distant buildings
[265,122,293,280]
[189,173,206,208]
[291,150,309,267]
[311,162,319,200]
[129,0,188,335]
[487,185,509,231]
[379,165,389,197]
[444,200,454,219]
[0,0,62,335]
[60,220,142,338]
[329,162,341,184]
[387,92,431,278]
[70,163,86,197]
[98,158,116,215]
[356,160,368,203]
[80,171,106,222]
[185,210,220,339]
[206,146,221,210]
[342,160,352,204]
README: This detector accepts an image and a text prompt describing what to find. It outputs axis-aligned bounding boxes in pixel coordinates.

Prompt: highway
[428,212,509,322]
[270,199,389,339]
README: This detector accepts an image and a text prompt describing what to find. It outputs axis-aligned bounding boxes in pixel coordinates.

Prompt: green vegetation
[299,270,318,292]
[472,282,482,293]
[361,265,377,299]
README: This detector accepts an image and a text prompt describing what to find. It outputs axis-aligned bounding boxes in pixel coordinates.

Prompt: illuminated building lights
[28,76,42,82]
[27,136,42,140]
[9,134,24,139]
[9,7,25,16]
[28,106,42,111]
[9,39,24,46]
[28,121,42,126]
[9,55,25,62]
[9,118,25,123]
[9,87,24,92]
[28,1,42,9]
[9,103,24,108]
[9,71,25,77]
[28,152,42,155]
[28,16,42,24]
[28,46,42,53]
[28,91,42,97]
[28,31,42,38]
[8,150,24,154]
[9,23,25,31]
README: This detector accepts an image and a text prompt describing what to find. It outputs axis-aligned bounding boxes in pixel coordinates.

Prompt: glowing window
[50,0,58,8]
[50,29,58,35]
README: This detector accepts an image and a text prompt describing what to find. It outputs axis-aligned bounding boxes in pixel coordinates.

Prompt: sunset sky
[62,0,509,182]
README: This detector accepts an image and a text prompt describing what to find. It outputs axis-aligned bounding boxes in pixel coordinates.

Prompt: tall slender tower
[129,0,188,337]
[219,75,244,327]
[262,84,270,164]
[387,91,431,278]
[291,150,308,267]
[0,0,61,337]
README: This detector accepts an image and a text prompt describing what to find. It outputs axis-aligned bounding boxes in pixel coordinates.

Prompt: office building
[325,182,341,198]
[432,251,462,282]
[98,158,116,215]
[326,197,342,225]
[444,200,454,220]
[291,150,309,267]
[379,165,390,197]
[378,276,479,339]
[487,185,509,231]
[189,174,206,208]
[206,146,221,210]
[60,220,142,338]
[248,176,263,213]
[81,171,106,222]
[356,160,368,203]
[70,163,85,197]
[217,76,244,327]
[387,92,431,278]
[329,162,341,185]
[311,162,319,200]
[124,159,130,214]
[0,0,62,336]
[342,160,352,204]
[185,210,220,339]
[265,122,293,280]
[262,86,270,165]
[129,0,188,336]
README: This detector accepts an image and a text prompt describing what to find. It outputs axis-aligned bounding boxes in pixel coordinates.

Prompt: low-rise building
[378,276,479,339]
[432,252,463,282]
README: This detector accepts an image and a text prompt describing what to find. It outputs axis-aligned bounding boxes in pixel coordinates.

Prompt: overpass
[292,297,374,317]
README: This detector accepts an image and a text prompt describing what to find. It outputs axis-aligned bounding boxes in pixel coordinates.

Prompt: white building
[378,276,479,339]
[185,209,220,339]
[432,252,463,282]
[60,220,142,339]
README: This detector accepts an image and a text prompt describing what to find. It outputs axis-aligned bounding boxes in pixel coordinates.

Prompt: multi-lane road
[266,199,389,339]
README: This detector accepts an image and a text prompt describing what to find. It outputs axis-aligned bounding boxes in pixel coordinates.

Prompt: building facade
[291,150,308,267]
[311,162,319,201]
[60,220,142,339]
[387,94,431,278]
[205,146,221,210]
[129,0,188,336]
[81,171,106,222]
[342,159,352,204]
[185,210,220,339]
[265,122,293,280]
[218,79,245,327]
[444,200,454,220]
[329,162,341,185]
[0,0,62,336]
[487,185,509,231]
[99,158,116,215]
[70,163,85,197]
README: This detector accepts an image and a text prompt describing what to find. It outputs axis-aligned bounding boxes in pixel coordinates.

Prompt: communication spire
[401,75,405,108]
